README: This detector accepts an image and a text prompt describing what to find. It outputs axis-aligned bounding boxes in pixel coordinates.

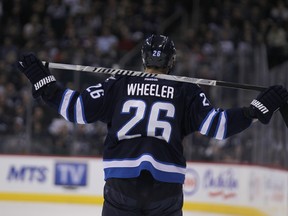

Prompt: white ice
[0,201,228,216]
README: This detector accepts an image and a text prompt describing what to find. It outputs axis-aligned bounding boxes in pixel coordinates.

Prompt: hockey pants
[102,170,183,216]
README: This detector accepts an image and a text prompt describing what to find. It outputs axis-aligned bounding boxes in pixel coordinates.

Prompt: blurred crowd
[0,0,288,165]
[0,0,180,156]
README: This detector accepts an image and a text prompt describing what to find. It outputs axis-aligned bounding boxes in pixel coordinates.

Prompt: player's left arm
[17,53,113,123]
[41,82,109,123]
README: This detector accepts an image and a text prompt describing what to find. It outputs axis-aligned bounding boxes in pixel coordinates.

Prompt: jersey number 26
[117,99,175,142]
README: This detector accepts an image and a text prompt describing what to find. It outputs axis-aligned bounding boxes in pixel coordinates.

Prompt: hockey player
[17,35,288,216]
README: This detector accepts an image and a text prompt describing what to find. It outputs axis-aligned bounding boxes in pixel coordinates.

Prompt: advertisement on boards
[0,155,287,216]
[54,162,88,187]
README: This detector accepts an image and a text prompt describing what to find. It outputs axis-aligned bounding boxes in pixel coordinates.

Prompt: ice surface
[0,201,229,216]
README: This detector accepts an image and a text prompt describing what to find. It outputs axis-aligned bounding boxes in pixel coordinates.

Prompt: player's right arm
[188,85,288,140]
[187,88,252,140]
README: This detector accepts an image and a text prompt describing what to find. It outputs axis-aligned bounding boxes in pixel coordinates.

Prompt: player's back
[102,75,204,184]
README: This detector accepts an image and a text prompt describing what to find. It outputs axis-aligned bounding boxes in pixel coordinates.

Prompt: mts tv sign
[7,166,47,183]
[55,162,88,187]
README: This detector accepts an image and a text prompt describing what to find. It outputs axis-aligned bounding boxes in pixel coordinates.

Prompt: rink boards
[0,155,287,216]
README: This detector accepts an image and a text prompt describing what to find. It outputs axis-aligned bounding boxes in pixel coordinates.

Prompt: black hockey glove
[244,85,288,124]
[17,53,56,98]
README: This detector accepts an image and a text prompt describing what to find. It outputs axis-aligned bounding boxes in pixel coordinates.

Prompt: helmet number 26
[152,50,161,57]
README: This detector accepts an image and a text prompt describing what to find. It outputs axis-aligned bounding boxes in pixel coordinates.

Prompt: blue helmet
[141,35,176,74]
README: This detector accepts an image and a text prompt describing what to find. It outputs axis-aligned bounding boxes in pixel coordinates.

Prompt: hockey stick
[44,61,288,127]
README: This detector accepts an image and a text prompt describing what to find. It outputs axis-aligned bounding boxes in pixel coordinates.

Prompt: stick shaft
[44,61,288,128]
[45,62,266,92]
